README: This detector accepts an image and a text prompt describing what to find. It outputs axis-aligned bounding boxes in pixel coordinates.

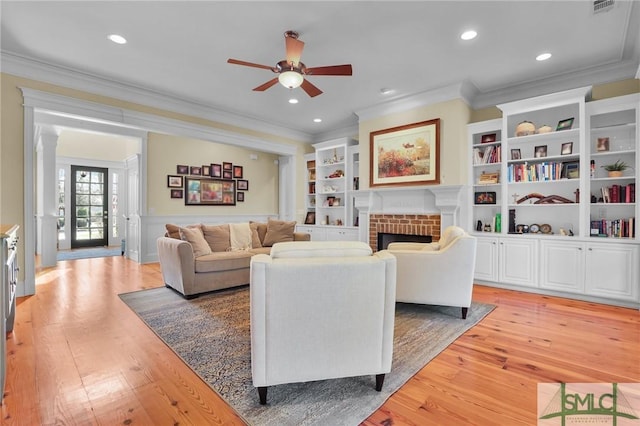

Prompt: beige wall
[358,98,472,189]
[147,133,280,215]
[57,130,140,161]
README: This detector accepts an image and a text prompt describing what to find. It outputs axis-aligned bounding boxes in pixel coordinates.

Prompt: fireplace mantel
[352,185,464,244]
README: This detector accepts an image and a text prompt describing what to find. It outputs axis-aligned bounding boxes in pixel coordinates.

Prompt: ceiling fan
[227,30,352,98]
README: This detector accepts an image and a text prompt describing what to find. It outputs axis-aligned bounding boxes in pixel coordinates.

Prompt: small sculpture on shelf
[516,193,574,204]
[515,121,536,137]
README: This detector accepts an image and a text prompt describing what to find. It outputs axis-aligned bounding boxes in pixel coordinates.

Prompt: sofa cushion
[249,246,271,255]
[230,223,253,251]
[262,218,296,247]
[179,226,212,257]
[166,223,200,239]
[249,222,263,248]
[195,251,254,273]
[270,241,372,259]
[202,224,231,252]
[251,221,268,245]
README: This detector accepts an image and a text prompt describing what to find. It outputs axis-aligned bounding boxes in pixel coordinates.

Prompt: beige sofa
[157,220,310,298]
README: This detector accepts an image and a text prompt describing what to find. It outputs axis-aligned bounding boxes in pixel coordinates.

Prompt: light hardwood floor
[2,256,639,425]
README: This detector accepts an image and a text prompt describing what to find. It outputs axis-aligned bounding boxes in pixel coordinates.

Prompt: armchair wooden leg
[258,386,268,405]
[461,307,468,319]
[375,374,385,391]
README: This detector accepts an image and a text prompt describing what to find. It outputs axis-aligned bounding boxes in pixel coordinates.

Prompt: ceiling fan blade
[305,64,353,76]
[300,79,323,97]
[253,78,279,92]
[285,36,305,66]
[227,58,275,71]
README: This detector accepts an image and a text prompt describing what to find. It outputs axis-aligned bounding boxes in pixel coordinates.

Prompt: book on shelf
[598,183,635,203]
[473,145,501,165]
[590,217,635,238]
[507,161,567,182]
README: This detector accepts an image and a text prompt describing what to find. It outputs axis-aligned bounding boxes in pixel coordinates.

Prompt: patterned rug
[119,285,495,426]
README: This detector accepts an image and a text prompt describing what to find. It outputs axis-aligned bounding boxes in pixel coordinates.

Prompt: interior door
[71,165,108,248]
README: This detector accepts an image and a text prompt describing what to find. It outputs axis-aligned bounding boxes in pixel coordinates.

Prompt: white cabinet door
[540,241,585,294]
[295,225,326,241]
[499,238,538,287]
[474,236,499,282]
[325,227,358,241]
[585,243,639,302]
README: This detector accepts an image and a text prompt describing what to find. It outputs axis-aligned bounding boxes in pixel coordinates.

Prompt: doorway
[70,165,108,248]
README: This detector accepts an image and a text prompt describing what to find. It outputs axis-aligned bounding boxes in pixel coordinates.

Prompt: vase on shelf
[608,171,623,178]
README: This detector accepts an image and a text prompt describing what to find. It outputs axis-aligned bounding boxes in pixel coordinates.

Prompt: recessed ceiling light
[108,34,127,44]
[536,52,552,61]
[460,30,477,41]
[288,98,299,104]
[380,88,394,95]
[313,118,322,123]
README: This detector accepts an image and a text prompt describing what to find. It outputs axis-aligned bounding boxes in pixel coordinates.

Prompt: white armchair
[387,226,477,319]
[249,241,396,405]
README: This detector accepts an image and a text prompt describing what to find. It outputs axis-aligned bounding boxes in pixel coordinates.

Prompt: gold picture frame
[370,119,440,187]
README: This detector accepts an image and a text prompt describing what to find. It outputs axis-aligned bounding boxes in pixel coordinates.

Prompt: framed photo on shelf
[304,211,316,225]
[510,149,521,160]
[534,145,547,158]
[556,117,574,131]
[170,189,183,199]
[474,191,496,205]
[596,137,610,152]
[481,133,497,144]
[561,142,573,155]
[370,118,440,187]
[211,163,222,178]
[185,177,235,205]
[167,175,183,188]
[563,161,580,179]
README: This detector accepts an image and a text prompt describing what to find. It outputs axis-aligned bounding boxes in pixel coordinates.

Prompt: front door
[71,165,108,248]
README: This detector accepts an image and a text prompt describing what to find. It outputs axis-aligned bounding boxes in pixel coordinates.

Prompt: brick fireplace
[369,214,441,252]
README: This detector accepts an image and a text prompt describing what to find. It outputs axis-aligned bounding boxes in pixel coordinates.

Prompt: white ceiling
[2,1,639,141]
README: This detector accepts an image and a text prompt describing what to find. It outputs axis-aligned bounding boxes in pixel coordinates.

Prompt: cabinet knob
[588,248,592,251]
[578,247,582,251]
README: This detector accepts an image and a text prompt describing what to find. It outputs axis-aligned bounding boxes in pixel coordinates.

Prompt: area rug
[119,286,495,425]
[57,246,121,261]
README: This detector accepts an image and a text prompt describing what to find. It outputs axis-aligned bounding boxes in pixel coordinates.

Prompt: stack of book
[590,218,636,238]
[599,183,636,203]
[507,161,567,182]
[473,145,501,165]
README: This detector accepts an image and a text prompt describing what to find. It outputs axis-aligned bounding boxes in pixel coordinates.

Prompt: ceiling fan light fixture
[279,70,304,89]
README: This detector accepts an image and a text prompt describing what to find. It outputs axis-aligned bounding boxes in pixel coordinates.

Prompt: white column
[36,129,58,267]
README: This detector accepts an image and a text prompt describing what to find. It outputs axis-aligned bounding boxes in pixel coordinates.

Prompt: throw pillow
[262,218,296,247]
[165,223,181,239]
[179,226,212,257]
[229,223,253,251]
[249,222,263,248]
[250,221,268,245]
[202,224,231,252]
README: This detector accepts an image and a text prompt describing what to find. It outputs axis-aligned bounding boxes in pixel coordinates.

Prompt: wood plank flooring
[2,256,638,425]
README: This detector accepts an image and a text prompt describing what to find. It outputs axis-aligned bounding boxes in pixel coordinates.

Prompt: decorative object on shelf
[332,198,341,207]
[353,177,359,190]
[495,213,501,233]
[508,209,516,233]
[601,159,631,177]
[596,137,610,152]
[481,133,497,143]
[479,172,499,184]
[516,224,529,233]
[177,165,189,175]
[170,189,183,199]
[537,125,553,134]
[475,191,496,205]
[534,145,548,158]
[328,169,344,178]
[511,149,521,160]
[529,224,540,233]
[483,223,492,232]
[168,175,183,188]
[540,224,553,234]
[590,160,596,178]
[561,142,573,155]
[574,188,580,203]
[185,177,236,206]
[476,220,483,232]
[327,196,336,206]
[556,117,574,131]
[516,193,574,204]
[515,121,536,137]
[370,118,440,187]
[304,211,315,224]
[563,161,580,179]
[322,184,338,193]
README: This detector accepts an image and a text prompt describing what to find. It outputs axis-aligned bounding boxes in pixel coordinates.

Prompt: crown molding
[3,51,313,143]
[354,82,475,123]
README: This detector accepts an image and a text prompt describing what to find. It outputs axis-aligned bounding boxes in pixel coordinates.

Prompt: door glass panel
[71,166,108,248]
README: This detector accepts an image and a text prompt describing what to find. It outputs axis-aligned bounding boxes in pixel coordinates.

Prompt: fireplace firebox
[377,232,432,251]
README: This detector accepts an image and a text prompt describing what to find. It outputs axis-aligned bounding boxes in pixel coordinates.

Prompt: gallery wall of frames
[167,161,249,206]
